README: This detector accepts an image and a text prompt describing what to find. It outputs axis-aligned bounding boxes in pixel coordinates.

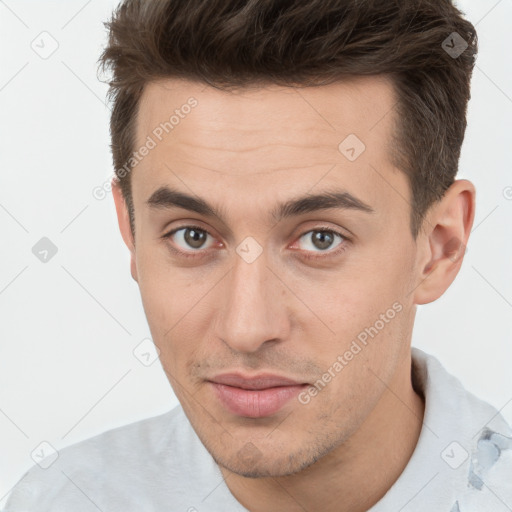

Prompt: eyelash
[161,224,350,261]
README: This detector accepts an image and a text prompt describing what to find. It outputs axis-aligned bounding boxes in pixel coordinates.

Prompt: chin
[211,442,329,478]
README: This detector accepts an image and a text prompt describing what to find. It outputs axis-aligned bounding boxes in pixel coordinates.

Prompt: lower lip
[210,382,307,418]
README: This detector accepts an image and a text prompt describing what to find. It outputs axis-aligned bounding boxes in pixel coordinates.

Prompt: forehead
[135,75,397,155]
[131,75,408,223]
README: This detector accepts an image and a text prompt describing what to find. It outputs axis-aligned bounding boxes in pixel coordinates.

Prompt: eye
[163,225,216,258]
[293,228,348,260]
[162,224,349,261]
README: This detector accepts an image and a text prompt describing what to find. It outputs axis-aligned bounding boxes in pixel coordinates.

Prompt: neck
[220,350,425,512]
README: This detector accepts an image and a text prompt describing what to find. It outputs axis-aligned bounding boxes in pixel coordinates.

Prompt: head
[99,0,477,477]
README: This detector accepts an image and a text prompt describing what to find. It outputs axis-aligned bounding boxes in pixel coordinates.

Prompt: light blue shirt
[4,348,512,511]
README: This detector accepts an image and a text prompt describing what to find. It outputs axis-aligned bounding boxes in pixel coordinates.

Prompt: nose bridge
[215,245,286,353]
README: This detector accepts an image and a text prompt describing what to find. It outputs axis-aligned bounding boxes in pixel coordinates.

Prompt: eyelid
[289,226,350,260]
[162,224,218,259]
[162,224,350,260]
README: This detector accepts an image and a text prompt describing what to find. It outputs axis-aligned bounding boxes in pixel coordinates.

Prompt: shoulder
[3,406,195,511]
[454,428,512,511]
[412,348,512,511]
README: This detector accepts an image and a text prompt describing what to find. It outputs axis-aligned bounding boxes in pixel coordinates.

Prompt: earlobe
[413,179,476,305]
[111,179,138,283]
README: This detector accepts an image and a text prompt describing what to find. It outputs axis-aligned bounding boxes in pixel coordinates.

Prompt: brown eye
[183,227,208,249]
[298,229,344,253]
[164,225,215,254]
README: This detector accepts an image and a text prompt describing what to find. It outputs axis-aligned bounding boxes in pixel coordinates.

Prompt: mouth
[207,373,309,418]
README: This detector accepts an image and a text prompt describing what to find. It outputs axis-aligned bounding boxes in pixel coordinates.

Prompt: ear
[413,179,476,305]
[112,179,138,283]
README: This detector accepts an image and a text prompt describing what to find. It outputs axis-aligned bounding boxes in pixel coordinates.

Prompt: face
[121,76,423,477]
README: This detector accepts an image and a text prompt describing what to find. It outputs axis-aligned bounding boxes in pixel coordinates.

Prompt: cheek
[137,246,190,315]
[135,254,182,347]
[136,253,215,366]
[298,270,409,385]
[298,271,400,338]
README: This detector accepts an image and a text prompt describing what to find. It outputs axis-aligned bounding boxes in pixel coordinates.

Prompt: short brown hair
[98,0,478,238]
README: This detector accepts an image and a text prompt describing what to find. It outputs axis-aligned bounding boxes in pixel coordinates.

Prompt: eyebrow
[146,186,375,223]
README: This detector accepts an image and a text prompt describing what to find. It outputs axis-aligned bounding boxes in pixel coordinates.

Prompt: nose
[213,246,290,354]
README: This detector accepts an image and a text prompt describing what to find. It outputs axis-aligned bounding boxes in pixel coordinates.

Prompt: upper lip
[208,373,306,390]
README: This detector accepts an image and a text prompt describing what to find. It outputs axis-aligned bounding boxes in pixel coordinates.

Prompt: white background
[0,0,511,504]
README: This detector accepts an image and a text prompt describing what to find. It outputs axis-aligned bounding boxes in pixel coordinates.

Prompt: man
[5,0,512,511]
